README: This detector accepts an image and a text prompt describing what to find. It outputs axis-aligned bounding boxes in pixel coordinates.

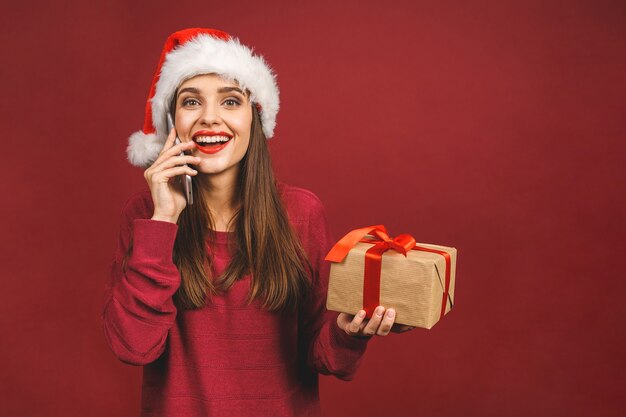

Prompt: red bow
[326,225,416,318]
[325,225,416,262]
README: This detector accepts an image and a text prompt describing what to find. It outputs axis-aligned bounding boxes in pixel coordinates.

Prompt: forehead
[178,73,240,91]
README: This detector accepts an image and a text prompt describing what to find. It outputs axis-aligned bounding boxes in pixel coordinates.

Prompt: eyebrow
[177,86,246,97]
[177,87,200,97]
[218,86,246,95]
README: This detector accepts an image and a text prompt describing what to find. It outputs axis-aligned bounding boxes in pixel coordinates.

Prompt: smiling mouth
[193,135,233,154]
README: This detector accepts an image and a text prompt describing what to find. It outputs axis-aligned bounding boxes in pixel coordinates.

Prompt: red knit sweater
[102,184,369,416]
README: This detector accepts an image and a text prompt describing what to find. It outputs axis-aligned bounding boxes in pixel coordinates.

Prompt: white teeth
[194,135,231,144]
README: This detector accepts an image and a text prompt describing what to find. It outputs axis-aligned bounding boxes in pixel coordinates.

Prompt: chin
[196,161,235,176]
[197,165,224,175]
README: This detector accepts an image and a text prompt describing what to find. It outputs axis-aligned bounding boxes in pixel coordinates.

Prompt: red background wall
[1,0,624,416]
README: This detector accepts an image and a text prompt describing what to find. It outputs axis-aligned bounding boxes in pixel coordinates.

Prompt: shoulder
[277,182,326,224]
[119,189,154,223]
[277,182,334,251]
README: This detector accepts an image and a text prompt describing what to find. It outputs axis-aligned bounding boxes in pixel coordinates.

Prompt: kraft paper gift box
[325,225,457,330]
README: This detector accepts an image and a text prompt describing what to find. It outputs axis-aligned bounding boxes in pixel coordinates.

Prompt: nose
[199,101,222,126]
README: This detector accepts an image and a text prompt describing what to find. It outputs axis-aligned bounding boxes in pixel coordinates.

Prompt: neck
[195,170,241,232]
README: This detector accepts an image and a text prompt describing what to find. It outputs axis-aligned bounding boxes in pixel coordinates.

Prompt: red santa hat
[127,28,280,167]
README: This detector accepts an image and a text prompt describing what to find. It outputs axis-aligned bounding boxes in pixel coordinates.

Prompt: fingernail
[387,309,396,318]
[376,306,384,317]
[358,310,366,318]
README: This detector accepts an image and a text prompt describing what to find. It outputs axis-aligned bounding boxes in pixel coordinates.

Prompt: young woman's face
[174,73,252,177]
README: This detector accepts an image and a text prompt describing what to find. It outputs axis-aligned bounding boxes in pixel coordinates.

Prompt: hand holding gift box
[326,225,457,330]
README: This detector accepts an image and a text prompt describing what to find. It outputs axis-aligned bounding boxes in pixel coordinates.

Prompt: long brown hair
[171,105,312,311]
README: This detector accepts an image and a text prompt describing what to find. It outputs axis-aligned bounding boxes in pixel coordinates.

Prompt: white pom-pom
[127,131,164,168]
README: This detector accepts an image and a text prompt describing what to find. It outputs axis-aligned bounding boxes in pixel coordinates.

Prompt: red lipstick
[192,131,233,155]
[196,141,230,154]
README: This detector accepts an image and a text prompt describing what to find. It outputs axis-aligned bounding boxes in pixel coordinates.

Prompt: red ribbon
[326,225,451,320]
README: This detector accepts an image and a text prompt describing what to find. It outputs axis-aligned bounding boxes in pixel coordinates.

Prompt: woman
[103,28,410,416]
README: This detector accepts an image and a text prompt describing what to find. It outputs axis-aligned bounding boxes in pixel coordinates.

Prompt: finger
[145,154,199,183]
[158,128,178,156]
[361,306,385,337]
[153,140,196,168]
[150,165,198,184]
[344,310,367,336]
[336,313,353,328]
[171,139,197,155]
[154,155,202,171]
[376,308,396,336]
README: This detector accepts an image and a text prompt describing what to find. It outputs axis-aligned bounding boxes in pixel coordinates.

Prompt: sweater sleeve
[294,191,370,381]
[101,193,181,366]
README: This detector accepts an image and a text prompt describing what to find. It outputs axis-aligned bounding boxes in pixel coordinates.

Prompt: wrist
[151,214,178,224]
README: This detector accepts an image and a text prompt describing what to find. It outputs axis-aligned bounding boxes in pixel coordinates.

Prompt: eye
[223,98,241,107]
[182,98,200,106]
